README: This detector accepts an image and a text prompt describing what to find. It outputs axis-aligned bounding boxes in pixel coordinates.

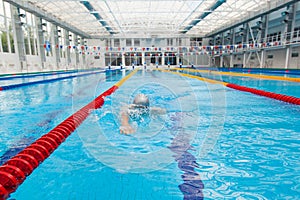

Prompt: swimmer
[120,94,166,134]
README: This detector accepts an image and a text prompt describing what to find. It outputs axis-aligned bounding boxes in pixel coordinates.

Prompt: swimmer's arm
[150,107,167,115]
[120,109,130,126]
[120,107,135,134]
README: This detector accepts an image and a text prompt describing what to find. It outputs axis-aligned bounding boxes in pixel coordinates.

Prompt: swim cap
[133,94,150,107]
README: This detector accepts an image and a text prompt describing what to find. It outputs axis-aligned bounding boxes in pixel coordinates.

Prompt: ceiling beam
[79,0,116,34]
[180,0,227,34]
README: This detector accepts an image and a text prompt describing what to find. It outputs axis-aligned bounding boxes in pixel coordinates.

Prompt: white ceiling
[28,0,274,38]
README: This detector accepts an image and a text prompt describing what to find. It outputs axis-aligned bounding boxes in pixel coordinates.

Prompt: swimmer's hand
[120,125,135,134]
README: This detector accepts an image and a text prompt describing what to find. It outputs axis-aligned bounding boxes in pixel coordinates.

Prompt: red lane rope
[0,85,118,199]
[226,83,300,105]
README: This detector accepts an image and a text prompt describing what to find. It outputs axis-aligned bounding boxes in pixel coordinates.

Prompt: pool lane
[0,70,110,90]
[0,68,98,79]
[176,68,300,83]
[0,70,136,198]
[178,68,300,97]
[159,69,300,199]
[166,69,300,103]
[0,70,124,166]
[210,68,300,77]
[215,75,300,98]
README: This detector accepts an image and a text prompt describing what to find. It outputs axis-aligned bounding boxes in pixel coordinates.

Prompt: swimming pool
[1,69,300,199]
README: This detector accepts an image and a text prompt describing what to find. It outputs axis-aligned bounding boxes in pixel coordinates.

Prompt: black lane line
[168,112,204,200]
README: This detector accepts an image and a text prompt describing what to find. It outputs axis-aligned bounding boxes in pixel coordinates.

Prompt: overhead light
[19,13,26,18]
[256,21,262,25]
[281,11,289,16]
[41,22,47,26]
[252,25,261,30]
[282,19,289,23]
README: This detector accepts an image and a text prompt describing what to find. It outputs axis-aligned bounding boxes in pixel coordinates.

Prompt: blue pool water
[0,69,299,199]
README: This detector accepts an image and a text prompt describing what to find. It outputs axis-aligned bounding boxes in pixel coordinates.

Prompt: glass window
[292,52,298,57]
[114,38,120,47]
[1,22,13,53]
[105,39,111,47]
[0,0,4,52]
[126,39,131,46]
[178,38,182,46]
[0,1,14,53]
[167,38,173,46]
[134,39,140,46]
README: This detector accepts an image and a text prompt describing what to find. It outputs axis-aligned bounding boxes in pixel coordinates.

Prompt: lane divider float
[0,69,137,199]
[174,68,300,83]
[159,69,300,106]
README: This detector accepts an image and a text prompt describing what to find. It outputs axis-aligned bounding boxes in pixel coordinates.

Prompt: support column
[142,52,145,66]
[208,54,212,67]
[220,56,224,68]
[285,47,290,69]
[162,52,165,66]
[52,25,60,69]
[73,34,79,68]
[65,30,71,69]
[242,23,248,68]
[81,38,86,68]
[220,34,224,68]
[11,6,26,71]
[35,17,46,69]
[122,52,125,68]
[229,55,233,68]
[260,15,268,68]
[260,51,265,68]
[230,29,235,68]
[284,4,296,69]
[176,51,180,66]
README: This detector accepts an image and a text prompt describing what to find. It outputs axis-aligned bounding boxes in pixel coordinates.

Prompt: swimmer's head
[133,94,150,107]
